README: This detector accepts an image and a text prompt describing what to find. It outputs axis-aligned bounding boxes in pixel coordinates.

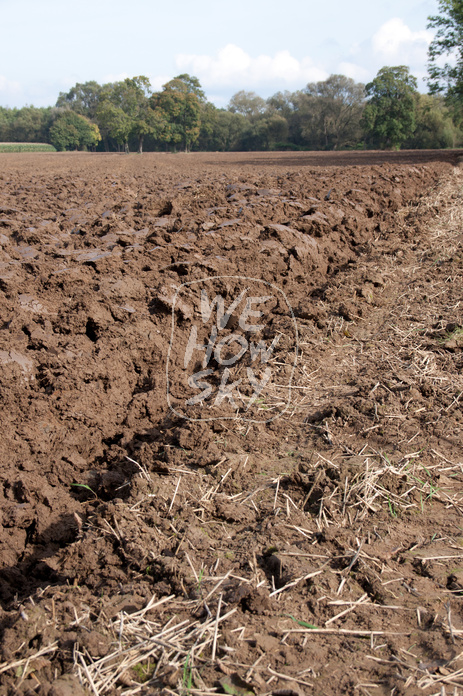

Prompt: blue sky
[0,0,439,108]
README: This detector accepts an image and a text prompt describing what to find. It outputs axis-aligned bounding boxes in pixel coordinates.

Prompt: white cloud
[148,74,172,91]
[372,18,433,65]
[175,44,328,90]
[0,75,22,105]
[337,62,370,82]
[102,71,130,83]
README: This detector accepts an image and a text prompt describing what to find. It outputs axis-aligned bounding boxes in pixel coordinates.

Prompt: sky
[0,0,440,109]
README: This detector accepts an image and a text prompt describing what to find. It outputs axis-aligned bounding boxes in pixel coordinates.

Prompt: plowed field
[0,150,462,696]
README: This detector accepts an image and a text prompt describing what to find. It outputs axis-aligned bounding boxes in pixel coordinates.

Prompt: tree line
[1,1,462,152]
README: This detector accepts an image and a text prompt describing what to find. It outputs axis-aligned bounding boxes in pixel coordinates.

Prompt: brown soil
[0,150,462,696]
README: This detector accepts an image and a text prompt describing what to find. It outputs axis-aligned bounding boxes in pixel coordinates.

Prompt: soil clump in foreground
[0,150,462,695]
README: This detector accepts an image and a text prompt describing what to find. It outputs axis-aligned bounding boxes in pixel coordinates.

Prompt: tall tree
[56,81,103,120]
[0,107,10,141]
[173,74,206,102]
[267,91,296,121]
[228,91,266,118]
[197,106,248,150]
[49,112,101,151]
[109,76,153,153]
[407,94,462,148]
[267,90,310,147]
[236,113,289,150]
[1,106,52,143]
[427,0,463,107]
[227,91,290,150]
[301,75,365,149]
[151,75,202,152]
[362,66,418,149]
[95,76,165,152]
[95,101,132,151]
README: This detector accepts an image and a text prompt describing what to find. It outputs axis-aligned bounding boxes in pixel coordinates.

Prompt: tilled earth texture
[0,150,462,696]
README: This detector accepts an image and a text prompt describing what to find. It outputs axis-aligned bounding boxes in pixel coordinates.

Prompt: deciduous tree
[407,94,462,148]
[0,106,52,143]
[301,75,365,149]
[197,106,248,150]
[228,91,266,118]
[49,111,101,151]
[56,81,103,120]
[427,0,463,106]
[95,76,166,153]
[151,75,202,152]
[362,66,418,149]
[95,101,132,151]
[108,76,153,153]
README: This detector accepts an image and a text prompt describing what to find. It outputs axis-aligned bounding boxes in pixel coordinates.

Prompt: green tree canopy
[49,111,101,151]
[228,91,267,118]
[300,75,365,149]
[172,74,206,102]
[0,106,52,143]
[95,101,132,150]
[56,81,103,120]
[362,66,418,149]
[197,106,248,150]
[151,74,203,152]
[0,108,10,141]
[226,90,291,149]
[266,90,309,147]
[6,66,463,153]
[407,93,463,148]
[106,76,152,152]
[428,0,463,106]
[95,76,166,152]
[266,91,297,120]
